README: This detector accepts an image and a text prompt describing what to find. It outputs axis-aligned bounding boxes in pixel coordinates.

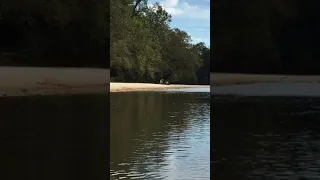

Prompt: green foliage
[110,0,210,84]
[0,0,109,67]
[0,0,210,82]
[212,0,320,74]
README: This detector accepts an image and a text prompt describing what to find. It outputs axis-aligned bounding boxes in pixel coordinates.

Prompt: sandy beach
[4,68,320,96]
[110,82,208,92]
[211,73,320,85]
[0,66,109,96]
[0,66,208,96]
[211,73,320,96]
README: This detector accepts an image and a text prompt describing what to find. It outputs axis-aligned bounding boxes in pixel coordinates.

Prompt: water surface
[110,90,210,179]
[1,94,109,180]
[160,87,210,92]
[211,83,320,96]
[212,96,320,179]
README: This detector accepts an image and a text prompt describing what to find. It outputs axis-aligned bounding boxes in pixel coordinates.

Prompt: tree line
[111,0,210,84]
[0,0,109,68]
[0,0,209,84]
[212,0,320,75]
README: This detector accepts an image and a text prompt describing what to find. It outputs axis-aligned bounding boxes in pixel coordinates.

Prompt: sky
[147,0,210,47]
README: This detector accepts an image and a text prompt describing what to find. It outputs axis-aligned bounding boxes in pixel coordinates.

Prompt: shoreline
[0,66,109,97]
[211,73,320,96]
[110,82,209,92]
[211,73,320,85]
[5,69,320,96]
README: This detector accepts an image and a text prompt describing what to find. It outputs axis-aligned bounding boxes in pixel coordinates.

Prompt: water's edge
[0,67,109,96]
[211,83,320,97]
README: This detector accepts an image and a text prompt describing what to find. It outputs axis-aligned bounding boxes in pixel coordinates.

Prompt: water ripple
[111,92,210,179]
[213,96,320,179]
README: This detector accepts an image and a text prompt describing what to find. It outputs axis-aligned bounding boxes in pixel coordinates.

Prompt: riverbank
[110,82,209,92]
[211,73,320,85]
[0,66,109,96]
[211,73,320,96]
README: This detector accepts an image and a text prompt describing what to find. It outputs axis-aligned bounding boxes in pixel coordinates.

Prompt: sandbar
[0,66,109,96]
[211,73,320,85]
[211,73,320,97]
[110,82,209,92]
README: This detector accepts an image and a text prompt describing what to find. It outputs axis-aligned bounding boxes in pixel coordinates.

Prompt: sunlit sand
[110,82,208,92]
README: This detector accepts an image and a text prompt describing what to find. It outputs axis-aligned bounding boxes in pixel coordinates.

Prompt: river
[212,95,320,179]
[110,88,210,180]
[2,94,109,180]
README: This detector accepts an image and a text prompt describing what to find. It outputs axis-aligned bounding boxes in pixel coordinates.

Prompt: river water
[1,94,109,180]
[212,95,320,180]
[110,88,210,180]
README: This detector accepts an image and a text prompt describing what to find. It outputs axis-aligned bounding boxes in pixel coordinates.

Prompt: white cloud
[147,0,210,45]
[181,2,210,20]
[148,0,183,15]
[157,1,210,20]
[164,7,184,15]
[162,0,179,7]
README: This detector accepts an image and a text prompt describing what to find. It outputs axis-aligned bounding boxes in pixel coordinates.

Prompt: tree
[109,0,209,84]
[0,0,109,67]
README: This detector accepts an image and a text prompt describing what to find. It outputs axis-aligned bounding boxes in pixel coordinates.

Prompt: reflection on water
[210,83,320,97]
[110,91,210,179]
[159,87,210,92]
[212,96,320,180]
[1,94,109,180]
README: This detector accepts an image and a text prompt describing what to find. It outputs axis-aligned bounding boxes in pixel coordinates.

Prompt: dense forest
[0,0,209,84]
[212,0,320,74]
[111,0,210,84]
[0,0,108,68]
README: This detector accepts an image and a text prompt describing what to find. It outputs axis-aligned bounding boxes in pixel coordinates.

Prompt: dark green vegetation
[1,94,109,180]
[0,0,209,84]
[0,0,108,68]
[111,0,210,84]
[212,0,320,74]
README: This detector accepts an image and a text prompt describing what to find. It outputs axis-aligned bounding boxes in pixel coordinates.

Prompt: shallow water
[110,91,210,179]
[211,83,320,97]
[212,96,320,179]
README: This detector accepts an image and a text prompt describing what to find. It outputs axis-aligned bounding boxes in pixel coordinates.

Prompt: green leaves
[110,0,210,84]
[0,0,210,77]
[0,0,109,67]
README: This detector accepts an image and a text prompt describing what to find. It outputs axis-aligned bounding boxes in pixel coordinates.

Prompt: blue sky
[147,0,210,47]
